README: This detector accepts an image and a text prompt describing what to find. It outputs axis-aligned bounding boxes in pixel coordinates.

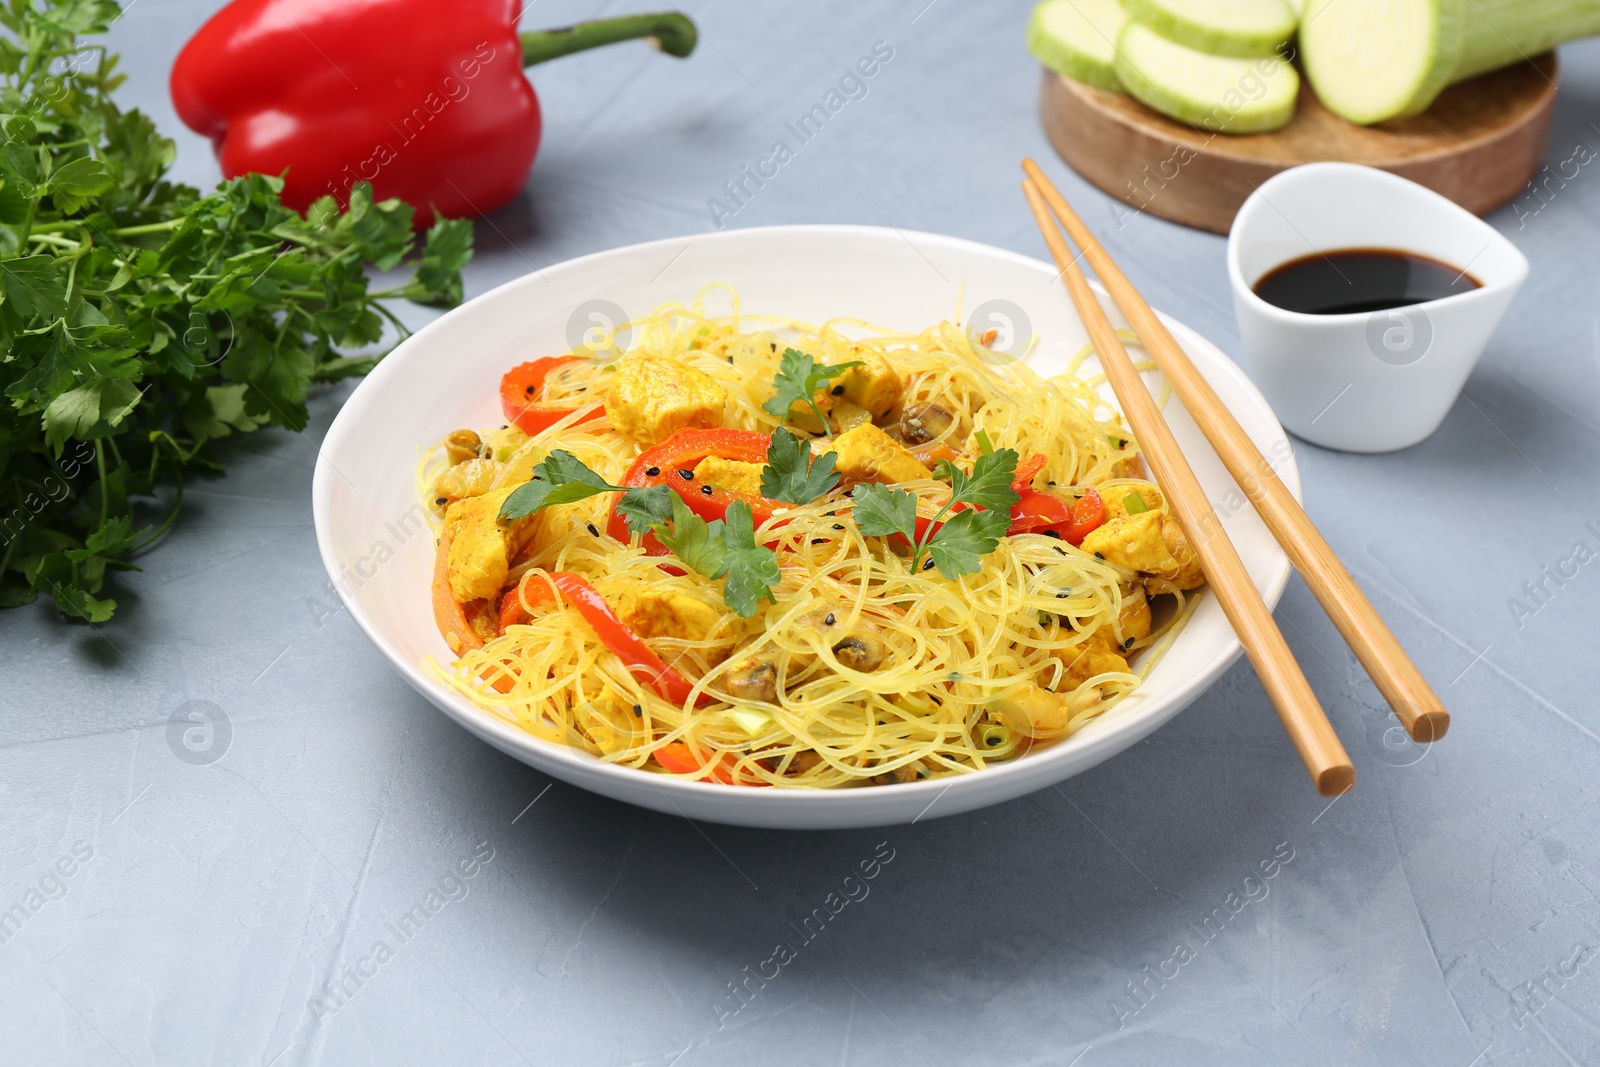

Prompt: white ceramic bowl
[1228,162,1529,453]
[313,225,1298,829]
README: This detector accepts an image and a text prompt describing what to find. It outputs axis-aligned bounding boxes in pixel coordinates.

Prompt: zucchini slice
[1114,21,1300,134]
[1026,0,1130,91]
[1123,0,1298,58]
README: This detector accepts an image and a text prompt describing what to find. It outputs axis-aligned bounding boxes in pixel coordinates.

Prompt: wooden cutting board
[1039,53,1558,235]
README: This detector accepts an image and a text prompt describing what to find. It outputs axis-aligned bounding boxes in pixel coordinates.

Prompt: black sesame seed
[769,342,777,352]
[1047,480,1057,487]
[727,355,734,364]
[586,523,599,536]
[1053,546,1068,556]
[1094,552,1105,559]
[1056,591,1069,599]
[678,469,694,480]
[1123,637,1135,649]
[632,704,643,717]
[922,558,935,571]
[824,612,836,626]
[524,385,535,395]
[435,497,447,506]
[831,385,845,396]
[1044,529,1062,539]
[987,735,1002,746]
[832,524,845,531]
[645,466,660,476]
[701,484,714,495]
[811,538,827,545]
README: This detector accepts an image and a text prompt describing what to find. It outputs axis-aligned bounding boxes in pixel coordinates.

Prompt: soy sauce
[1252,248,1479,315]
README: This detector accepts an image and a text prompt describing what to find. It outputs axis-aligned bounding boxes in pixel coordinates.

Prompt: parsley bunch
[0,1,472,621]
[852,450,1020,579]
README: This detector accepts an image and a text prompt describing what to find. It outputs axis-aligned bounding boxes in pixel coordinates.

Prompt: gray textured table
[5,2,1599,1064]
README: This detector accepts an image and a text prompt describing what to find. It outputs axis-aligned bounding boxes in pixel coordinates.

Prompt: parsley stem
[110,219,185,237]
[94,441,107,531]
[807,400,833,438]
[911,492,962,573]
[130,463,183,554]
[27,233,78,249]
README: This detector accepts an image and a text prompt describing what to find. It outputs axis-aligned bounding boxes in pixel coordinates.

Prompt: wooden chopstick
[1022,178,1354,797]
[1023,158,1449,745]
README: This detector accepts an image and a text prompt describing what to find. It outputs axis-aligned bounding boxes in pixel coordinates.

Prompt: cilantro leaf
[924,508,1011,579]
[760,348,860,435]
[719,501,782,618]
[614,484,676,537]
[939,448,1021,513]
[850,483,919,541]
[759,426,839,504]
[655,495,729,579]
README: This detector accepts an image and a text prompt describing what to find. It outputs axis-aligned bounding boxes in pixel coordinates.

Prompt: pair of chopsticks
[1021,159,1449,796]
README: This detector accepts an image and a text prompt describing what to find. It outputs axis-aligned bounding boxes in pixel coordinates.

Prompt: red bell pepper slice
[500,357,604,435]
[432,529,521,692]
[1058,489,1106,546]
[1007,489,1071,533]
[1011,453,1049,492]
[653,741,748,785]
[432,527,482,657]
[605,428,786,542]
[502,571,705,708]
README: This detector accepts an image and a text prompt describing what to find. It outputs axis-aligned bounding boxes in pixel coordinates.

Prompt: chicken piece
[613,587,723,642]
[1102,484,1164,521]
[1079,510,1203,589]
[1051,643,1131,688]
[1074,584,1153,659]
[827,346,903,420]
[692,456,766,497]
[444,486,538,602]
[828,423,931,486]
[603,354,727,445]
[994,683,1077,737]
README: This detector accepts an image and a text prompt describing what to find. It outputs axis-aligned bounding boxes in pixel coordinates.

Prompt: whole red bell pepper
[170,2,696,225]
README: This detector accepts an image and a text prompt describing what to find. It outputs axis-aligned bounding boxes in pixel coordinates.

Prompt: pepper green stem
[520,12,697,67]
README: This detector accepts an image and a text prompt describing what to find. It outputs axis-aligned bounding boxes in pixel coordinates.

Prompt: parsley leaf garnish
[849,449,1020,578]
[936,448,1022,514]
[498,449,671,536]
[497,451,780,617]
[760,426,840,504]
[655,495,728,579]
[719,501,783,618]
[851,484,918,540]
[924,508,1012,579]
[613,485,677,537]
[761,348,860,436]
[499,449,620,518]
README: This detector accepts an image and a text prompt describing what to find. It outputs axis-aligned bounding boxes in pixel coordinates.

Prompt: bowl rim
[313,223,1297,821]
